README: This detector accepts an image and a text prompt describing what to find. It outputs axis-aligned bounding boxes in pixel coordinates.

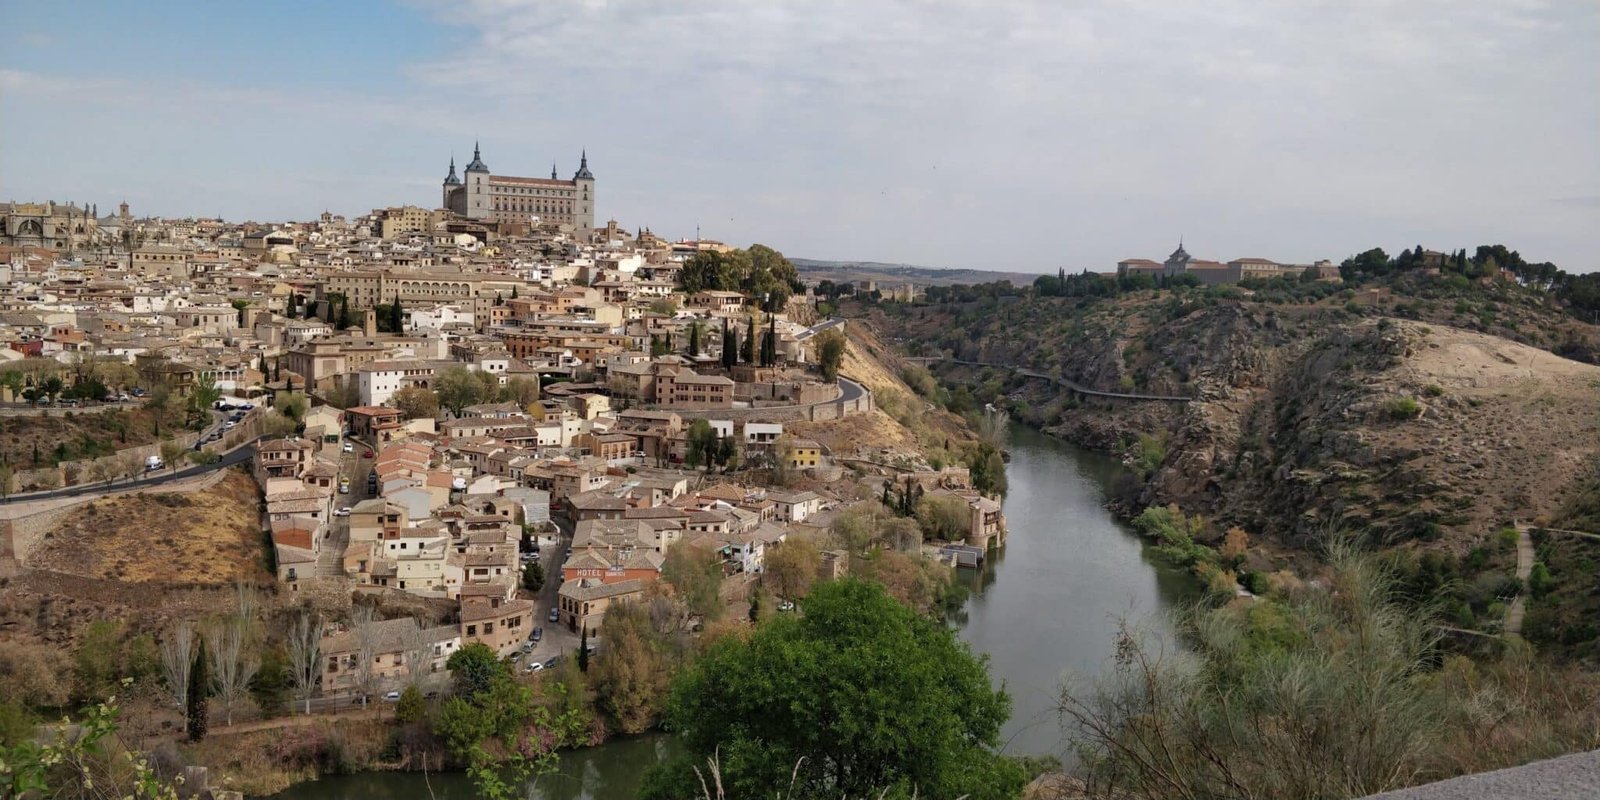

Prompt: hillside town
[0,179,1005,697]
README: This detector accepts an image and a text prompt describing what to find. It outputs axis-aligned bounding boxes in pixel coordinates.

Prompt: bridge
[904,356,1192,403]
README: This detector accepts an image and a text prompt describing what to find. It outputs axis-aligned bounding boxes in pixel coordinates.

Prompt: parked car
[525,662,544,673]
[222,421,237,430]
[543,656,563,669]
[381,691,401,702]
[333,507,351,517]
[342,441,354,453]
[521,640,534,652]
[548,608,559,623]
[531,626,542,642]
[778,600,796,612]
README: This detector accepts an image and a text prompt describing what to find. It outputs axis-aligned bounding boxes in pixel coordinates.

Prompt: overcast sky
[2,0,1596,273]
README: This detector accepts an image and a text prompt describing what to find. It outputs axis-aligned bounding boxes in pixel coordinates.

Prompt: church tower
[463,142,491,220]
[573,149,595,238]
[441,156,462,211]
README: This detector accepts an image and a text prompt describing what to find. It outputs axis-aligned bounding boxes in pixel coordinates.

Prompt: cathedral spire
[551,162,557,180]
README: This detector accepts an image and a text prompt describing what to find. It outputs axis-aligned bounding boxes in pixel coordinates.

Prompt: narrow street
[317,438,373,578]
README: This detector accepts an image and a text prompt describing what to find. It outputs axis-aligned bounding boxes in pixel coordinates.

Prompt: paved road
[1360,748,1600,800]
[2,439,259,503]
[838,376,865,403]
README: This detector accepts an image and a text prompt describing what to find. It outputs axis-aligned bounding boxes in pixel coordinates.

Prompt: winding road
[2,439,259,504]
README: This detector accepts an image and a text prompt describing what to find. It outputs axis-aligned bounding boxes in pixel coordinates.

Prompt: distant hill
[792,258,1038,288]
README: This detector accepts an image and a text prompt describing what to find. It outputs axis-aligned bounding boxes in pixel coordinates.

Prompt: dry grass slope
[27,468,268,584]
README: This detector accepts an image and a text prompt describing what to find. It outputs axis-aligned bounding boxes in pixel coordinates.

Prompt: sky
[2,0,1597,273]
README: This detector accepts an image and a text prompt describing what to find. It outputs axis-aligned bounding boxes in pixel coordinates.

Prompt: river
[271,424,1188,798]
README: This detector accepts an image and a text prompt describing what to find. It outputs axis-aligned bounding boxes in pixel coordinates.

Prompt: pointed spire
[551,162,557,180]
[574,148,594,180]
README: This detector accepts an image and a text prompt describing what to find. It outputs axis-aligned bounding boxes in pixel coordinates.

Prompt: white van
[145,455,164,471]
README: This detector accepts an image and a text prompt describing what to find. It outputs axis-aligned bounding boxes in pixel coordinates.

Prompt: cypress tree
[391,298,404,332]
[721,319,736,371]
[742,316,755,363]
[187,638,209,742]
[578,628,590,674]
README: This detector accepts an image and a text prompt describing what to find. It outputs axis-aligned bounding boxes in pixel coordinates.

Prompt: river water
[270,425,1187,798]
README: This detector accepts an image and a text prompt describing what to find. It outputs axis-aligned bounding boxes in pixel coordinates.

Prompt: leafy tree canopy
[643,579,1023,800]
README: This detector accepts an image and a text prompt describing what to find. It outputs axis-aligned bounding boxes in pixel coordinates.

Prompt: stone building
[441,143,596,238]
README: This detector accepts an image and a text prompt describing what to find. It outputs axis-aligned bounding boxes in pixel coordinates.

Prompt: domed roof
[464,142,489,173]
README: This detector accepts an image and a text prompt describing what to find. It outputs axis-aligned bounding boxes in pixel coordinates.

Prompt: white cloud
[3,1,1596,270]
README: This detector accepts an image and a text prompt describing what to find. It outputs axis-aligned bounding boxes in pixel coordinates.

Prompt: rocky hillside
[870,283,1600,551]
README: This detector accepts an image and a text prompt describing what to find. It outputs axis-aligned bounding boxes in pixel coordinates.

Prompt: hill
[865,272,1600,655]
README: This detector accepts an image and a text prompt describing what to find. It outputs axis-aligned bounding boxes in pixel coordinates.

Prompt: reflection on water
[268,734,678,800]
[954,424,1191,758]
[272,424,1190,797]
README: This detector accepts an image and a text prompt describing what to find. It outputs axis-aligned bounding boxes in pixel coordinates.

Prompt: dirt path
[1506,526,1535,638]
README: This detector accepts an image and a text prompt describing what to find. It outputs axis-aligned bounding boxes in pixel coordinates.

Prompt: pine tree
[578,627,590,673]
[187,638,209,742]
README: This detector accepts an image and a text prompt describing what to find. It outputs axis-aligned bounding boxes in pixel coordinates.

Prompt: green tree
[390,297,405,332]
[764,537,822,600]
[392,385,440,420]
[685,320,702,357]
[395,685,425,724]
[915,493,971,543]
[186,638,208,742]
[188,374,223,429]
[578,627,590,674]
[277,391,310,424]
[0,369,24,402]
[644,580,1022,800]
[741,314,756,363]
[445,642,503,699]
[968,442,1008,496]
[662,541,724,622]
[522,560,545,592]
[815,328,846,382]
[591,600,677,733]
[436,365,488,417]
[684,419,718,472]
[720,318,737,371]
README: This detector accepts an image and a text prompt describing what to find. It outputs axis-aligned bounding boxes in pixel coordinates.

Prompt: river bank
[259,425,1189,799]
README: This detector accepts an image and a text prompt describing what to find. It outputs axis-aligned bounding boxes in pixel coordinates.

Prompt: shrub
[1386,396,1423,421]
[1422,384,1445,397]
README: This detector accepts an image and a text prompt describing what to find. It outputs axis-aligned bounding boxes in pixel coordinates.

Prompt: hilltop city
[0,147,1006,715]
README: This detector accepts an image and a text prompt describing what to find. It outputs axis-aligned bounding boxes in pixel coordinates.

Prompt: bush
[395,686,425,724]
[1385,396,1423,420]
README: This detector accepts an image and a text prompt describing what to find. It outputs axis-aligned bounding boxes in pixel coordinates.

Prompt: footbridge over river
[903,356,1193,403]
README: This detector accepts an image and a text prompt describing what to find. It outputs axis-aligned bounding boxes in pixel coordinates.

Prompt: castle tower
[463,142,491,221]
[573,149,595,238]
[441,156,462,210]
